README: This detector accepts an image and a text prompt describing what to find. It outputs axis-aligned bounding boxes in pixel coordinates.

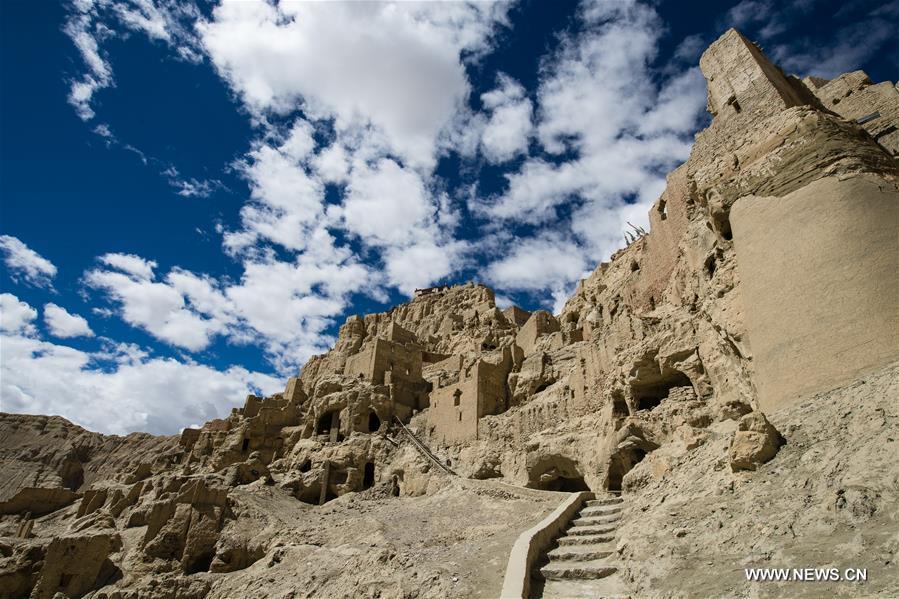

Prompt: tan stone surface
[731,174,899,412]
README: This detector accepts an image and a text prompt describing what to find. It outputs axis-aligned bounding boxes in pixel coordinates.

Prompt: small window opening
[453,389,462,407]
[630,260,640,272]
[241,438,250,452]
[657,199,668,221]
[458,412,462,422]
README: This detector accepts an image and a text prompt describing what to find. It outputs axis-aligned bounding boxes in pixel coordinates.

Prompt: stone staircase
[533,495,631,598]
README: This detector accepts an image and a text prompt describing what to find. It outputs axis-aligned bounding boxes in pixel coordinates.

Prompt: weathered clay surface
[1,28,897,598]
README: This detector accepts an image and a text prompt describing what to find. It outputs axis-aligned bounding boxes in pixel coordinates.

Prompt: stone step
[586,497,623,507]
[547,545,613,562]
[539,578,632,599]
[557,533,615,546]
[540,559,618,581]
[566,524,617,536]
[571,514,620,527]
[580,505,623,517]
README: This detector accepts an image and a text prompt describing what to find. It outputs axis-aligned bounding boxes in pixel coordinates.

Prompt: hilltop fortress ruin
[1,29,897,599]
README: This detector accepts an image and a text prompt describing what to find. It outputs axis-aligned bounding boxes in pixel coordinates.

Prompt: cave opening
[368,410,381,433]
[363,462,375,489]
[606,447,647,492]
[535,475,590,492]
[632,369,693,411]
[316,410,343,441]
[526,456,590,493]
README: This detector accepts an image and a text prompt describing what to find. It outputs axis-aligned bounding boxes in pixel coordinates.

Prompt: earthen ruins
[1,29,897,598]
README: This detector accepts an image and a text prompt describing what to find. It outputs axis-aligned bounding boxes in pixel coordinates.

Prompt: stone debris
[1,28,897,598]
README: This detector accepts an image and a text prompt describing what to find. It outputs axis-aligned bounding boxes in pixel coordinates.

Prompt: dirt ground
[87,477,563,599]
[614,362,899,598]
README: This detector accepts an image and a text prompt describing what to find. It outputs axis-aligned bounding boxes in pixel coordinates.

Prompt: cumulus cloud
[0,235,58,288]
[343,159,435,247]
[224,128,326,254]
[98,252,157,280]
[85,259,227,351]
[486,233,589,293]
[198,1,508,170]
[480,74,533,163]
[0,293,38,335]
[1,333,281,435]
[44,303,95,338]
[86,241,369,372]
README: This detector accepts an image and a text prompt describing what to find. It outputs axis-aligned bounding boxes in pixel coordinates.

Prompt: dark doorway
[632,369,692,411]
[606,447,647,492]
[368,410,381,433]
[363,462,375,489]
[533,475,590,492]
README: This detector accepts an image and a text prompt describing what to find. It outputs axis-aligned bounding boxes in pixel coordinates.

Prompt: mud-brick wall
[730,173,899,413]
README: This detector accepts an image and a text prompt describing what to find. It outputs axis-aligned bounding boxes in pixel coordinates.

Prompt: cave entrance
[363,462,375,489]
[316,410,343,442]
[534,475,590,492]
[525,456,590,492]
[605,446,648,492]
[631,368,692,411]
[368,410,381,433]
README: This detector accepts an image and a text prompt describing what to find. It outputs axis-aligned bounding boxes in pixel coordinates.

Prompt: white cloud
[198,0,509,170]
[342,159,434,247]
[85,262,224,351]
[672,34,706,64]
[0,333,281,435]
[224,133,325,254]
[64,3,114,120]
[87,240,370,372]
[480,74,533,163]
[486,233,588,293]
[476,0,705,300]
[162,166,226,198]
[382,239,468,296]
[43,303,95,338]
[64,0,204,120]
[0,235,58,288]
[0,293,38,336]
[98,252,157,280]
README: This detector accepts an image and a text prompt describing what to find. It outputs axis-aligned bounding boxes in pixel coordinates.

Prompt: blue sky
[1,0,896,435]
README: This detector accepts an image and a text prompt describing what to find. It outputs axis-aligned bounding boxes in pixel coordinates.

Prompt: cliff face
[1,29,897,599]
